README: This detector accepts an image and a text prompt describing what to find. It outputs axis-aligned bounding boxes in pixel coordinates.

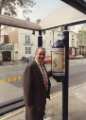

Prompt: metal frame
[62,28,69,120]
[61,0,86,14]
[0,15,41,31]
[0,97,24,116]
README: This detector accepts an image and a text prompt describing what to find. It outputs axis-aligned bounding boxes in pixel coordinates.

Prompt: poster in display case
[51,47,65,76]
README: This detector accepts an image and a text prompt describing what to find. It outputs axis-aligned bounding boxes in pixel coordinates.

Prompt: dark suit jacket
[23,60,51,107]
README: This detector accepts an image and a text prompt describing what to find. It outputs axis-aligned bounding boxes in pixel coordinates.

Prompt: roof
[61,0,86,14]
[0,15,41,31]
[0,3,86,30]
[40,3,86,29]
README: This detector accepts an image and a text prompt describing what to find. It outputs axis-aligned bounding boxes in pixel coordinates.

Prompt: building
[77,25,86,56]
[0,25,38,62]
[69,31,79,57]
[42,27,78,58]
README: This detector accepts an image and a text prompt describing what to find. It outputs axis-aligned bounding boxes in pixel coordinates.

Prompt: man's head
[35,47,46,64]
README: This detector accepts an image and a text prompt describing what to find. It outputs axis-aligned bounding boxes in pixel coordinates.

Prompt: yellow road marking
[0,75,23,83]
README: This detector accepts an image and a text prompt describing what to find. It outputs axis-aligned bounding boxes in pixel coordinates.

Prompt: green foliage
[0,0,36,16]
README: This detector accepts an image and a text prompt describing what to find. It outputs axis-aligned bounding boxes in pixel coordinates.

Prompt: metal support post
[62,26,69,120]
[38,30,43,47]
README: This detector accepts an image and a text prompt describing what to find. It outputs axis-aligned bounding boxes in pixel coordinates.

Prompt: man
[23,47,51,120]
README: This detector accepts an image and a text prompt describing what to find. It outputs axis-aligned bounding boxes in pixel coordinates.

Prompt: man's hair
[35,47,46,56]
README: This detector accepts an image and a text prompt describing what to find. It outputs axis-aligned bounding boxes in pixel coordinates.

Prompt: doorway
[2,51,11,61]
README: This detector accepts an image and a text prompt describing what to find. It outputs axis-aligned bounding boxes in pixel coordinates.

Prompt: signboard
[52,48,65,76]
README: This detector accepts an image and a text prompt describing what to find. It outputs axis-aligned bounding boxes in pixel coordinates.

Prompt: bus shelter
[0,0,86,120]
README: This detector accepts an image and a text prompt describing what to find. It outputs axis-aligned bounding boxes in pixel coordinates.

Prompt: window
[4,35,9,43]
[25,47,31,54]
[25,35,30,45]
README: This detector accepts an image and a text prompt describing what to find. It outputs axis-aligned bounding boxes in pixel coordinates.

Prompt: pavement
[1,82,86,120]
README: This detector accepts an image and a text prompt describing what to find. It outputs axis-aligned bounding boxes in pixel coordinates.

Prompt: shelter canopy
[62,0,86,14]
[40,3,86,29]
[0,1,86,30]
[0,15,41,30]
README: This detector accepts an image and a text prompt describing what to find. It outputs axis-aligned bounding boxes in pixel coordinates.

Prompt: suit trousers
[25,102,46,120]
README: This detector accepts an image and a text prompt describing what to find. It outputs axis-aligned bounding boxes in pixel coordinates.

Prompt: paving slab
[1,82,86,120]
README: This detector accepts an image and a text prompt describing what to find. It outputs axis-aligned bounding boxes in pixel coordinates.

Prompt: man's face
[35,48,46,64]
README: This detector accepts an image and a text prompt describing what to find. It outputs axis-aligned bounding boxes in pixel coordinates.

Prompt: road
[0,59,86,104]
[0,59,86,87]
[0,59,86,84]
[69,59,86,87]
[0,63,27,80]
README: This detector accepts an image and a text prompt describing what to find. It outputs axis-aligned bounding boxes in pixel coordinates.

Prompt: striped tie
[41,65,48,90]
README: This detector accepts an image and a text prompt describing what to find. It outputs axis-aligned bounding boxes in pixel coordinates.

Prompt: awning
[0,43,14,51]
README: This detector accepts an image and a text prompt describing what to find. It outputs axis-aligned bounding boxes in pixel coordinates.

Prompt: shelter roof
[40,3,86,29]
[0,15,41,31]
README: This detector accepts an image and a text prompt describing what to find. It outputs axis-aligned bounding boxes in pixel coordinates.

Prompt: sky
[17,0,64,22]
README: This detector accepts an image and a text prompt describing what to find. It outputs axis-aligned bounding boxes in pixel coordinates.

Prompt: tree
[0,0,36,16]
[0,0,36,41]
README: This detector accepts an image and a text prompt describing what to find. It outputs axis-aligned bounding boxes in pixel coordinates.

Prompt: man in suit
[23,47,51,120]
